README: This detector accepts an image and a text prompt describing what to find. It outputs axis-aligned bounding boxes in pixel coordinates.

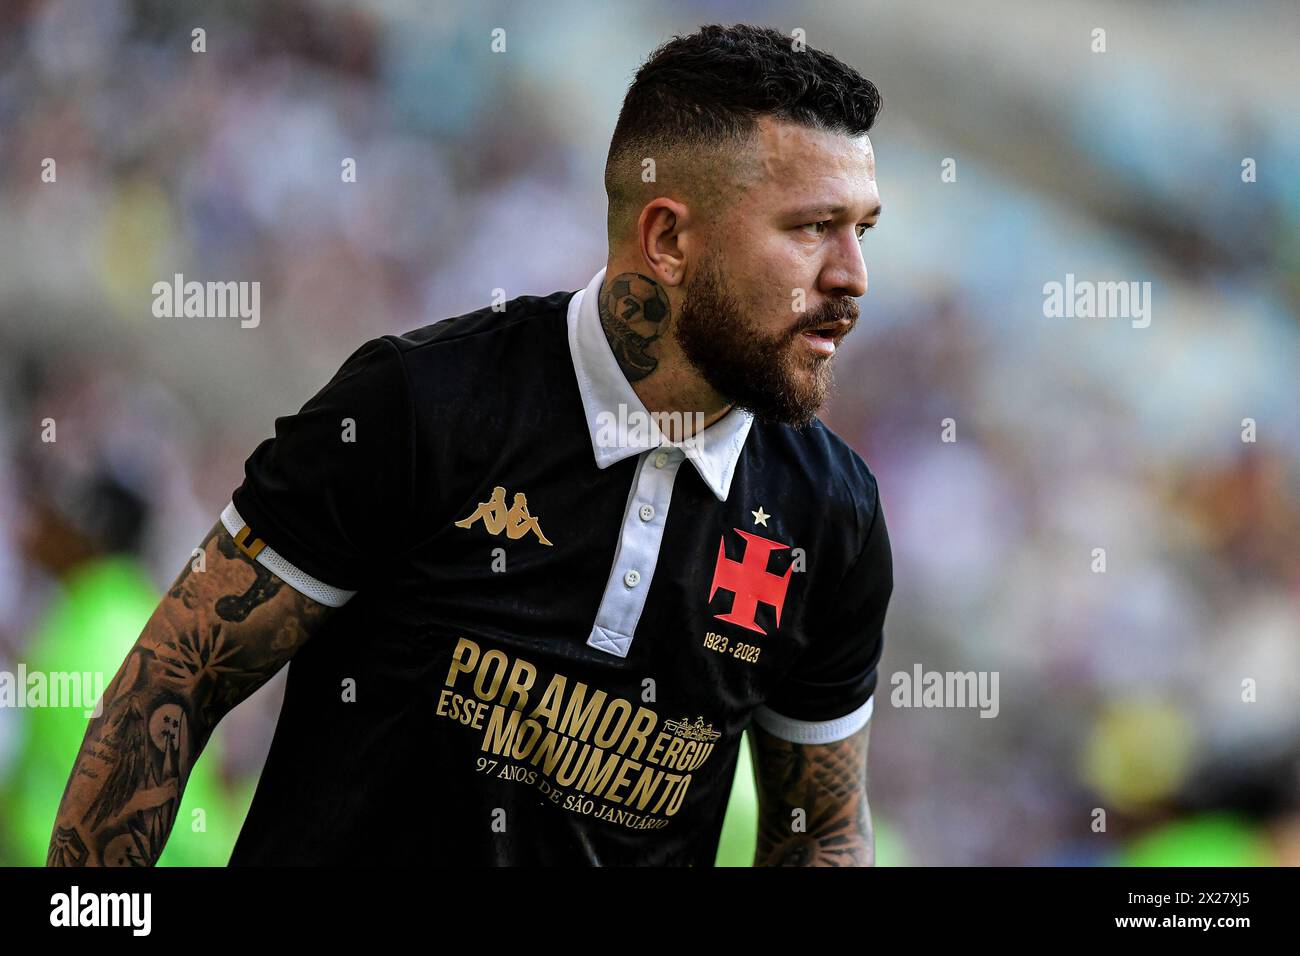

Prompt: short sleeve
[752,486,893,744]
[225,336,413,606]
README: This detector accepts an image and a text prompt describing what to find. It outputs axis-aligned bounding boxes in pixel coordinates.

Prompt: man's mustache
[790,297,860,339]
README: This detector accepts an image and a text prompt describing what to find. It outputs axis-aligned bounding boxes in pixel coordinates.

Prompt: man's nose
[819,234,868,298]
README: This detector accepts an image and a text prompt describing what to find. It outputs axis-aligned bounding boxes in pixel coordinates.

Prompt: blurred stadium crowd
[0,0,1297,865]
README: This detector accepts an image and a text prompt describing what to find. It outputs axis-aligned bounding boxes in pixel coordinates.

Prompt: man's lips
[796,317,855,355]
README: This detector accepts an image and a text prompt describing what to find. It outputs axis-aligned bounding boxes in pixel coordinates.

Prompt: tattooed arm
[46,521,333,866]
[748,721,873,866]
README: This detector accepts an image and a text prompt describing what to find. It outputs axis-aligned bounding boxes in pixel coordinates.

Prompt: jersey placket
[586,445,685,657]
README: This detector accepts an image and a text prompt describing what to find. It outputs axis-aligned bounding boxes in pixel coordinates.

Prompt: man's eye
[800,220,830,236]
[856,223,871,240]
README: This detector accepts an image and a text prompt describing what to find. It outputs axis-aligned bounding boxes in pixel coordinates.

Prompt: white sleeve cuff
[220,501,357,608]
[751,695,874,745]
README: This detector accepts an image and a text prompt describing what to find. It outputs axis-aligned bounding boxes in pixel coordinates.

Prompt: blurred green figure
[1121,813,1278,867]
[1,472,250,866]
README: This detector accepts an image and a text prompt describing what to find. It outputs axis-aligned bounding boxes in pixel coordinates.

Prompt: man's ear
[636,197,690,288]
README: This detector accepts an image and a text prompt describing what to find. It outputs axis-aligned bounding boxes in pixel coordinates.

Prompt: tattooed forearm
[47,521,332,866]
[598,272,671,381]
[749,723,873,866]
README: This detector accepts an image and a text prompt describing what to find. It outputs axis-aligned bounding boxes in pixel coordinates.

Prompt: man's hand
[748,720,873,866]
[46,520,333,866]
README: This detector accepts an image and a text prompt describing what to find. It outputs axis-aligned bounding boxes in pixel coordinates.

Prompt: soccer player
[48,22,892,866]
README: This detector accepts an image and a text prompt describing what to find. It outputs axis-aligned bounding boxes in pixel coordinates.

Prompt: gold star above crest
[751,506,770,527]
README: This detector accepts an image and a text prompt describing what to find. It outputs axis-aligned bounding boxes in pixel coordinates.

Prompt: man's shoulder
[817,418,879,500]
[382,289,577,361]
[753,416,878,495]
[749,416,882,544]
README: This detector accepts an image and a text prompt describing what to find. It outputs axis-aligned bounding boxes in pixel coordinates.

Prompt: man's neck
[628,366,733,440]
[597,265,733,441]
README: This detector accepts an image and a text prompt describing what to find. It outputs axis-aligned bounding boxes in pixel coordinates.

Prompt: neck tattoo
[598,272,672,382]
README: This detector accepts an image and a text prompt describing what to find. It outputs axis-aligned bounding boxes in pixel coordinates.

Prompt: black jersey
[224,267,893,865]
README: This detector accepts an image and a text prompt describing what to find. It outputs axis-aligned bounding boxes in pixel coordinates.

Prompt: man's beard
[675,252,857,428]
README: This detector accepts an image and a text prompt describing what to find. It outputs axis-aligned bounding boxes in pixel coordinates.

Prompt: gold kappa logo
[454,485,552,546]
[663,717,722,743]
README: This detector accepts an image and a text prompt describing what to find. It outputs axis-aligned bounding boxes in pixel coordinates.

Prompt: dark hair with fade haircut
[603,23,882,242]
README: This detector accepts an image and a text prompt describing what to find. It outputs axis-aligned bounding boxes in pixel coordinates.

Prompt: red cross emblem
[708,528,794,635]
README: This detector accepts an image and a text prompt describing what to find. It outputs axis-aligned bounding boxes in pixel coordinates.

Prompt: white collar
[566,267,753,502]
